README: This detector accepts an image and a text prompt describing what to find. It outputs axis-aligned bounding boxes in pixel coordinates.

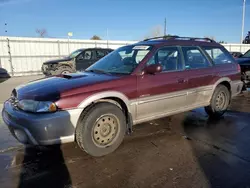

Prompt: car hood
[236,57,250,64]
[43,57,72,64]
[14,72,121,101]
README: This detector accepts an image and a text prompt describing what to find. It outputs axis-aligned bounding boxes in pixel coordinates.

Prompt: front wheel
[76,102,126,157]
[205,84,230,118]
[55,66,73,75]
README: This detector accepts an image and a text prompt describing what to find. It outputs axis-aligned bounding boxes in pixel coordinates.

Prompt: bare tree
[36,28,48,38]
[218,41,227,44]
[90,35,102,40]
[204,36,216,41]
[144,25,164,39]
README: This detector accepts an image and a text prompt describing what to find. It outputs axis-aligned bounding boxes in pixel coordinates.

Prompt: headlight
[18,100,57,113]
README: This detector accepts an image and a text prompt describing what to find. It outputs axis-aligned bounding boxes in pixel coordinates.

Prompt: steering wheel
[122,57,137,66]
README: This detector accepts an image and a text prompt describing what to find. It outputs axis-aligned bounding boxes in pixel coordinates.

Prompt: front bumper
[2,101,82,145]
[231,80,244,96]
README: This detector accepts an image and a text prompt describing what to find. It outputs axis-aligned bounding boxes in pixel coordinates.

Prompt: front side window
[83,50,93,60]
[146,46,182,71]
[203,46,234,64]
[86,45,152,74]
[182,47,211,69]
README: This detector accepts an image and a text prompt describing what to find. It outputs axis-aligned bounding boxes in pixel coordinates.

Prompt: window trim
[181,46,213,70]
[146,45,185,74]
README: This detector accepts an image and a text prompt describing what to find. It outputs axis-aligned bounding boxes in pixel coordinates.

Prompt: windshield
[86,45,152,74]
[243,50,250,58]
[68,49,83,58]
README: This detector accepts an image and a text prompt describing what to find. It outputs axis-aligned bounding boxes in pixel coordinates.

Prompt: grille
[42,65,48,71]
[9,94,19,110]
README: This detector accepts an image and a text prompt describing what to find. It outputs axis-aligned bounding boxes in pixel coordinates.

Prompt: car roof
[78,48,113,51]
[134,36,223,48]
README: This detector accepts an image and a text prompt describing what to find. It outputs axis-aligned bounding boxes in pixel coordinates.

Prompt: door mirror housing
[144,64,163,74]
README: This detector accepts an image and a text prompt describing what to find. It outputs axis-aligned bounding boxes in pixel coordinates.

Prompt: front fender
[77,91,131,111]
[58,61,76,71]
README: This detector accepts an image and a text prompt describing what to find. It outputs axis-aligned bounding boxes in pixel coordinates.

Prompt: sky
[0,0,249,43]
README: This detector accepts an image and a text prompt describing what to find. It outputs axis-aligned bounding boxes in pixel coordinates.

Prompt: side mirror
[144,64,162,74]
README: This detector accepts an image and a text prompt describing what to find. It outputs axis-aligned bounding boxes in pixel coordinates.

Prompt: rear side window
[105,50,112,55]
[202,47,234,65]
[96,50,105,59]
[182,47,211,69]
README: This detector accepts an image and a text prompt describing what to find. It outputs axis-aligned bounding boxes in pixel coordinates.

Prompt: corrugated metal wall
[223,44,250,54]
[0,36,135,76]
[0,36,250,76]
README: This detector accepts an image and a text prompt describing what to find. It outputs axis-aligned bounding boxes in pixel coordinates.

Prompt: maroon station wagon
[2,36,243,157]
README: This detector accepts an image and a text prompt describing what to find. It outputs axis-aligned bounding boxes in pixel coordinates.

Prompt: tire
[75,102,126,157]
[54,66,73,75]
[205,84,230,118]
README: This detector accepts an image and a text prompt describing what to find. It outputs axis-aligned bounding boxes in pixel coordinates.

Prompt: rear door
[136,46,188,121]
[202,46,240,93]
[181,46,216,106]
[75,50,95,71]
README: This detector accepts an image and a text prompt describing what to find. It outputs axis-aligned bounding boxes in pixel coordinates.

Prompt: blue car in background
[235,50,250,88]
[0,68,10,83]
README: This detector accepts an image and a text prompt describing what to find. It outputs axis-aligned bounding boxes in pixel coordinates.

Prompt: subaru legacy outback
[2,36,243,156]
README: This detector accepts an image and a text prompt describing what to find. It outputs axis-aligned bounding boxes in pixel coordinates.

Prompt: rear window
[202,47,234,65]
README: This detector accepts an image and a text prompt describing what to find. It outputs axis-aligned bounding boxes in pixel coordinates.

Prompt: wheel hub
[216,92,226,110]
[62,70,70,74]
[92,114,119,147]
[100,124,111,137]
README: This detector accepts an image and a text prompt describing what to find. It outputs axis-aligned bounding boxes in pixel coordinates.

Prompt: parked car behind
[0,68,10,83]
[230,51,243,58]
[42,48,113,76]
[235,49,250,87]
[2,36,243,157]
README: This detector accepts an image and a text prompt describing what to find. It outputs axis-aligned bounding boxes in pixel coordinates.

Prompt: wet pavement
[1,77,250,187]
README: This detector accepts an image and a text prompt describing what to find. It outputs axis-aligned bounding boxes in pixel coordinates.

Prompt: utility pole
[4,23,8,33]
[241,0,246,43]
[164,18,167,36]
[67,32,73,53]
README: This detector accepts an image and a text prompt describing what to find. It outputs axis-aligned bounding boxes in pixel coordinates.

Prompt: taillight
[237,63,241,72]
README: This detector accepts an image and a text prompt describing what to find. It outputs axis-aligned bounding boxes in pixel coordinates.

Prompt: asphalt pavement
[1,76,250,188]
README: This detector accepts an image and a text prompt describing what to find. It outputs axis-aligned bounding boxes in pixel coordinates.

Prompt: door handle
[177,78,187,84]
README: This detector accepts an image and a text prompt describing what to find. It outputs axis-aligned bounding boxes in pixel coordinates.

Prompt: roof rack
[143,35,178,41]
[143,35,215,43]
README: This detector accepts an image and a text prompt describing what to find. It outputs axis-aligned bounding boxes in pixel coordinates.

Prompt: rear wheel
[76,102,126,157]
[205,84,230,118]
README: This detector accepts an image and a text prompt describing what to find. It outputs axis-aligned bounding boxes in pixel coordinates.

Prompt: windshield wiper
[86,69,112,75]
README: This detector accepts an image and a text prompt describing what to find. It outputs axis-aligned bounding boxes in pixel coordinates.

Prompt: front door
[136,46,188,121]
[75,50,95,71]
